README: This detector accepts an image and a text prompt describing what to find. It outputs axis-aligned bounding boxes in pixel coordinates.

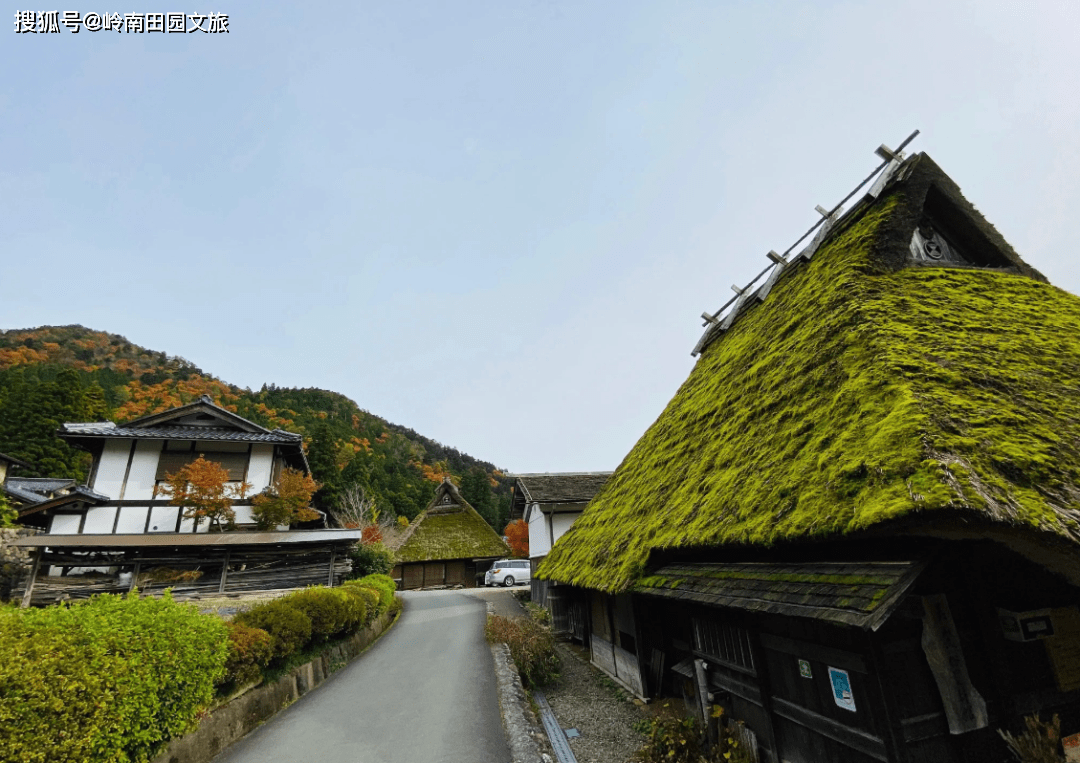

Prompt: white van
[485,559,531,587]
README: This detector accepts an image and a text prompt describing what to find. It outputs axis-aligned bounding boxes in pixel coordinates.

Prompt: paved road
[213,590,511,763]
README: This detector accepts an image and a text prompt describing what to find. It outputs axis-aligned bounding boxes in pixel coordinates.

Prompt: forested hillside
[0,326,511,528]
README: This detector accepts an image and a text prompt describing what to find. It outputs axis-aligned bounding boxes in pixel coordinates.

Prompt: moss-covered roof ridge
[539,153,1080,593]
[392,478,510,563]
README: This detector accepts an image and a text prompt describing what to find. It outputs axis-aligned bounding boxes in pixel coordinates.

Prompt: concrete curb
[491,642,549,763]
[487,600,553,763]
[152,604,401,763]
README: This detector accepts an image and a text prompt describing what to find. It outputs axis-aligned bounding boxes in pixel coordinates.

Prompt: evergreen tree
[0,366,108,478]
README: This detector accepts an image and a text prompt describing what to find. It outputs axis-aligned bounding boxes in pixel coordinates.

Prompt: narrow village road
[212,589,511,763]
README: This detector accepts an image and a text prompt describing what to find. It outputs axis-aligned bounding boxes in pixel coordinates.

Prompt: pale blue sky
[4,1,1079,472]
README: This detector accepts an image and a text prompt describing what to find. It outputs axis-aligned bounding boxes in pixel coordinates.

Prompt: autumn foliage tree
[159,456,251,532]
[504,519,529,558]
[251,467,321,530]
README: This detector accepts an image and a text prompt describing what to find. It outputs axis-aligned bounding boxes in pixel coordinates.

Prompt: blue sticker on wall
[828,667,856,712]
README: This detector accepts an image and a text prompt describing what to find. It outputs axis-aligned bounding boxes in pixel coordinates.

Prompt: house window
[692,617,755,673]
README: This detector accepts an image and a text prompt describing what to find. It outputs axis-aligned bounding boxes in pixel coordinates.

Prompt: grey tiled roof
[636,561,924,630]
[7,477,76,494]
[515,472,613,503]
[2,482,49,505]
[61,423,303,443]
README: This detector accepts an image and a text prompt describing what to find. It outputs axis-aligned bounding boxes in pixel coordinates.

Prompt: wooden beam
[327,547,336,587]
[218,550,231,593]
[20,547,43,608]
[129,562,141,594]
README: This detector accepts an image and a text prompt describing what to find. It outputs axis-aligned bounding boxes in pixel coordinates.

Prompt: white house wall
[148,505,179,532]
[248,444,274,490]
[528,503,549,558]
[551,513,577,545]
[50,513,81,534]
[115,506,148,533]
[124,440,162,500]
[83,506,117,533]
[92,440,130,497]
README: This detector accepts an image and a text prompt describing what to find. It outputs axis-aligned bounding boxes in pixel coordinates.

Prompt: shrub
[0,591,229,763]
[233,599,312,659]
[285,587,352,641]
[345,573,396,616]
[525,601,550,625]
[222,622,273,688]
[331,588,368,632]
[635,704,755,763]
[347,542,395,578]
[999,714,1065,763]
[484,614,559,688]
[339,585,378,627]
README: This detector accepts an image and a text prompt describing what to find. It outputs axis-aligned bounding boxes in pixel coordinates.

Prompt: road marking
[533,690,578,763]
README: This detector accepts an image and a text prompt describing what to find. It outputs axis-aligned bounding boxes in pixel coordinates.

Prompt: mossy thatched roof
[393,480,510,563]
[540,154,1080,593]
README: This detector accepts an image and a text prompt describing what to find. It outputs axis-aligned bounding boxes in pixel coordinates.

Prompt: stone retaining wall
[0,527,38,601]
[152,604,400,763]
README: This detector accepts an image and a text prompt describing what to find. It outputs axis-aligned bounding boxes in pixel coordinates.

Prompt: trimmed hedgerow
[222,622,273,688]
[346,574,396,615]
[284,587,353,641]
[0,591,228,763]
[352,586,381,625]
[233,599,312,659]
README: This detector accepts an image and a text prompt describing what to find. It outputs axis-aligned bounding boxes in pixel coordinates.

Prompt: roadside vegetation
[485,613,560,689]
[0,574,400,763]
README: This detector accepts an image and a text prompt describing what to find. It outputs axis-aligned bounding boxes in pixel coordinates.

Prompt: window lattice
[692,618,755,672]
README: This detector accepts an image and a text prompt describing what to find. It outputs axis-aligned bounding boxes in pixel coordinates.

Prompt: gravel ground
[544,642,646,763]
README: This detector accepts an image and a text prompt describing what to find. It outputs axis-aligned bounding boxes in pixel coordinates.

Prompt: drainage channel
[532,690,578,763]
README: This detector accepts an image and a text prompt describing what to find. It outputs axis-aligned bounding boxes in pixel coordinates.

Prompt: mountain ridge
[0,324,511,527]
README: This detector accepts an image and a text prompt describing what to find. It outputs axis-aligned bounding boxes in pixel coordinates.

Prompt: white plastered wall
[527,503,550,558]
[92,439,131,497]
[50,514,81,534]
[82,506,118,534]
[115,506,148,533]
[247,444,274,491]
[147,505,179,532]
[124,440,162,500]
[551,513,578,545]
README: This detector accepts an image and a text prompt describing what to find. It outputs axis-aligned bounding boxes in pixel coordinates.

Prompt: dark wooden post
[218,550,231,594]
[20,547,43,609]
[327,547,336,587]
[129,560,141,594]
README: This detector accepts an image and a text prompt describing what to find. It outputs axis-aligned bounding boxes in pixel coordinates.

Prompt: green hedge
[223,622,274,687]
[0,592,229,763]
[345,574,396,615]
[342,585,379,626]
[232,598,312,659]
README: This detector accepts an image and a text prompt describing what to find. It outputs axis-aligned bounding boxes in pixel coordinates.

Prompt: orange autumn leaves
[504,519,528,558]
[159,456,250,532]
[161,457,318,532]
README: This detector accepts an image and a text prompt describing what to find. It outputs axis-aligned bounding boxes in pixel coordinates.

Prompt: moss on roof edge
[539,188,1080,593]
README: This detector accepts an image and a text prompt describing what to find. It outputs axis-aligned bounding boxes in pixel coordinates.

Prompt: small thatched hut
[389,478,510,589]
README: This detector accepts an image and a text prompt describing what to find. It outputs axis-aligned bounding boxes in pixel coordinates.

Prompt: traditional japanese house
[389,478,510,589]
[510,472,611,606]
[538,148,1080,763]
[11,395,362,605]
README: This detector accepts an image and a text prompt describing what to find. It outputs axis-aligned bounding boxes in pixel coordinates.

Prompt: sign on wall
[828,667,856,712]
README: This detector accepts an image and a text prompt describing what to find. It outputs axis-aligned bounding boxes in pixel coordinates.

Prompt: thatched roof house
[389,478,509,589]
[537,150,1080,763]
[542,153,1078,592]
